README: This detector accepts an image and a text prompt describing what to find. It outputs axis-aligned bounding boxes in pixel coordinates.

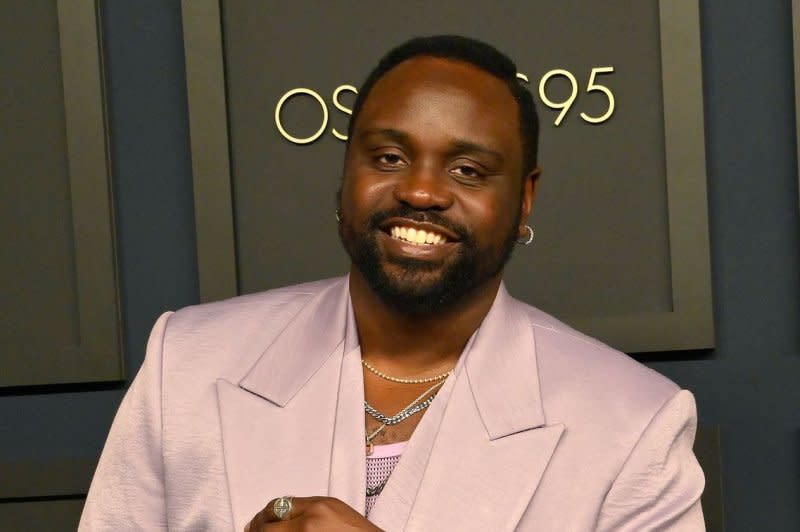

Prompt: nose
[392,163,454,210]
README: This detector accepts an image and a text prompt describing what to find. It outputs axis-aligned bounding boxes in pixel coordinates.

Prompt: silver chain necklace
[364,394,438,425]
[364,379,447,455]
[364,379,446,426]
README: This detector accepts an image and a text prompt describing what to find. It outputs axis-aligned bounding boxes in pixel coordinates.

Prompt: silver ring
[272,496,293,521]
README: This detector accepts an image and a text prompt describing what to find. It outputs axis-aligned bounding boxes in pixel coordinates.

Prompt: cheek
[340,173,393,220]
[458,188,520,233]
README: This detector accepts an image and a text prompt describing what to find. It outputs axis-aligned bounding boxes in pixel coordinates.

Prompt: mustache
[367,205,471,241]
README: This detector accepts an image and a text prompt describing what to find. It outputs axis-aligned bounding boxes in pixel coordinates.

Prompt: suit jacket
[80,276,705,531]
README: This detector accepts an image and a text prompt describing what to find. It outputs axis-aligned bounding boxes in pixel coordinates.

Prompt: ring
[271,496,293,521]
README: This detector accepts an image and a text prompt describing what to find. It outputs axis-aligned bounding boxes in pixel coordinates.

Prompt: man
[81,36,705,531]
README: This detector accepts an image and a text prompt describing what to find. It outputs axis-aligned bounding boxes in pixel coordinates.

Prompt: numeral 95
[517,67,616,126]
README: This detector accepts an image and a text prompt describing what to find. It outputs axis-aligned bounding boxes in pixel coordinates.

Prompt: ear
[519,166,542,225]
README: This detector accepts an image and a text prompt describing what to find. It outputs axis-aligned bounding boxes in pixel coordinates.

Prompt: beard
[339,205,519,315]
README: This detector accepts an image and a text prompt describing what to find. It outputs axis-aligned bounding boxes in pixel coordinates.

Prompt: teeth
[388,226,447,245]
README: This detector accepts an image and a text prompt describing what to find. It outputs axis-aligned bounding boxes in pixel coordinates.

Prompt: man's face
[339,56,535,314]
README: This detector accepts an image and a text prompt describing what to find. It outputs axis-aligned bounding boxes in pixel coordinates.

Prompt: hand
[245,496,383,531]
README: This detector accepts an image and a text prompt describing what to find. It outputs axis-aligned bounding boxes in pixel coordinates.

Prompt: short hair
[346,35,540,175]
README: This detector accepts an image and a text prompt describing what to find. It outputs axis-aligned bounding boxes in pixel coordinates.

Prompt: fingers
[245,496,324,531]
[244,499,281,532]
[265,496,325,522]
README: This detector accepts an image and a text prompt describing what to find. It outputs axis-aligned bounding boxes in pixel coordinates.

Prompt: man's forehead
[352,56,522,156]
[365,56,512,99]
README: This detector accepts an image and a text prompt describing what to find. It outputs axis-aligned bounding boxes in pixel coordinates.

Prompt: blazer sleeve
[596,389,706,531]
[79,312,173,531]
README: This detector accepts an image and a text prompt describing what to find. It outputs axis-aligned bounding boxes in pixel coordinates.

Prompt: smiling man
[81,36,705,531]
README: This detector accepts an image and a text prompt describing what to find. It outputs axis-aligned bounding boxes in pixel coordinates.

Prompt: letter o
[274,88,329,145]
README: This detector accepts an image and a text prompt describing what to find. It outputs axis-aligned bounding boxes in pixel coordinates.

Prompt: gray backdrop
[1,1,798,530]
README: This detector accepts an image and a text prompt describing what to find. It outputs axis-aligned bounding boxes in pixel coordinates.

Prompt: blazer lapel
[216,278,364,530]
[370,285,564,531]
[327,340,368,513]
[402,384,563,532]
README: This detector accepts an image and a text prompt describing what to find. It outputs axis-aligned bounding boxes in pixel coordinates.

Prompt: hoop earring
[516,225,534,245]
[335,208,342,223]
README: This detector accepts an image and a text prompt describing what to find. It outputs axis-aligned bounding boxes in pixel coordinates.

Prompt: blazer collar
[464,283,547,439]
[239,276,354,406]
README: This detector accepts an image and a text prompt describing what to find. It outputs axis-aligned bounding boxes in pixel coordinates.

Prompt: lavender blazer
[80,276,705,531]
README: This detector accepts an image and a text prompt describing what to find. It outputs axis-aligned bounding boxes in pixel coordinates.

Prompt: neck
[348,268,502,374]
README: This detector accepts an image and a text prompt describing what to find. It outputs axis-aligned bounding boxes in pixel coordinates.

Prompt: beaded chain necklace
[361,359,453,384]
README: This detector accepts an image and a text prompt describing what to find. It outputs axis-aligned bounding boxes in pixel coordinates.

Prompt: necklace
[365,393,438,426]
[364,379,446,454]
[362,359,453,384]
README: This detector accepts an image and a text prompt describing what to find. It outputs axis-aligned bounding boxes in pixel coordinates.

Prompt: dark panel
[794,0,800,206]
[0,0,122,386]
[0,499,83,530]
[182,0,236,302]
[0,458,95,499]
[0,1,79,365]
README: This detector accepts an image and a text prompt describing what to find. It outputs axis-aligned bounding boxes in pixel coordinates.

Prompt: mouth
[380,218,460,247]
[389,225,447,245]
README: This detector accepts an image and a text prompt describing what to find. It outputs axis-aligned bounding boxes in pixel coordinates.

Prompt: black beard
[339,206,518,315]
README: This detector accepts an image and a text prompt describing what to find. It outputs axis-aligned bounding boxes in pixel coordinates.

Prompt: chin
[364,261,475,315]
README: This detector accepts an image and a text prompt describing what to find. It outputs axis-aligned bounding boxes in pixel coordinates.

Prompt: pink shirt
[365,441,408,515]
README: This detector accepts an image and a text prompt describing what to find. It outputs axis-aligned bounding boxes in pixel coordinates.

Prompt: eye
[453,165,480,177]
[450,163,486,181]
[378,153,402,165]
[373,151,407,170]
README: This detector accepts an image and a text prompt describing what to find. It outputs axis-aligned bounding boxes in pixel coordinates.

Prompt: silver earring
[335,208,342,223]
[517,225,534,245]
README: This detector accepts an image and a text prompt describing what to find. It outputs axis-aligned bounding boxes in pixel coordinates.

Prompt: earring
[335,208,342,223]
[516,225,534,245]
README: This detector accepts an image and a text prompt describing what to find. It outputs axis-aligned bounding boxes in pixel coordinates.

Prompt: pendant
[365,422,386,456]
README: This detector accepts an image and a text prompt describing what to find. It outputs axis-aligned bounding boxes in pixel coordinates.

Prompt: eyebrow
[358,128,410,144]
[359,128,505,164]
[448,139,505,165]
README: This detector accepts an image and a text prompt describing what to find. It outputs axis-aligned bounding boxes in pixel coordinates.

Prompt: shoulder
[156,276,345,380]
[497,296,702,528]
[510,297,682,430]
[173,277,337,320]
[165,277,341,335]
